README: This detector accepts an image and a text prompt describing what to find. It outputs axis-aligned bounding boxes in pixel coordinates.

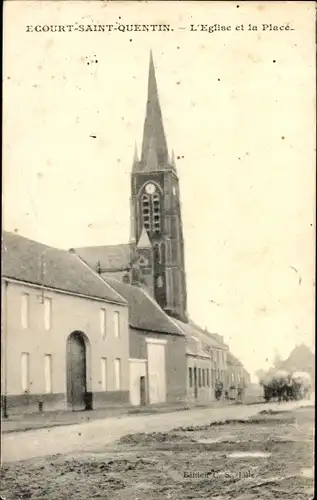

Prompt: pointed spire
[146,136,159,170]
[137,225,152,248]
[132,142,140,172]
[133,142,139,163]
[141,51,168,168]
[171,150,176,166]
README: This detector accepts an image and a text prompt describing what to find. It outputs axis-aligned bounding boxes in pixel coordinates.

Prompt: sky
[3,1,315,380]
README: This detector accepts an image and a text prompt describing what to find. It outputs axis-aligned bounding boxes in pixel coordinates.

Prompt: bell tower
[131,52,187,322]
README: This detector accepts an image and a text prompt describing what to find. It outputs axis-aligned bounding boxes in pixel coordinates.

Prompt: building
[1,231,130,416]
[103,277,187,406]
[175,321,229,403]
[226,352,251,400]
[1,53,251,416]
[74,52,251,404]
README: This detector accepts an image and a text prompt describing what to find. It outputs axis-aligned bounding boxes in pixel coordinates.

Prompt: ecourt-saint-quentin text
[25,23,294,33]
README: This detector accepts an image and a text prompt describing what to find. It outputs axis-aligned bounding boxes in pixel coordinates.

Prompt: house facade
[103,277,187,406]
[176,320,229,403]
[1,231,130,416]
[226,352,251,400]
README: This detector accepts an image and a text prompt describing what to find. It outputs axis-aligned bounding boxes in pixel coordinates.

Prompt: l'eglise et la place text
[189,23,293,32]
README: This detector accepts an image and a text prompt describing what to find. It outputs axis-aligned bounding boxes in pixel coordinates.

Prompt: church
[74,52,249,406]
[1,53,250,416]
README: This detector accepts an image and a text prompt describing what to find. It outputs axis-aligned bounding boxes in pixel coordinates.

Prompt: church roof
[2,231,127,304]
[73,244,132,272]
[137,226,152,249]
[134,52,174,173]
[104,277,185,336]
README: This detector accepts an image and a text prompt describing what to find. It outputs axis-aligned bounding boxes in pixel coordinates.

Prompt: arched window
[139,186,162,236]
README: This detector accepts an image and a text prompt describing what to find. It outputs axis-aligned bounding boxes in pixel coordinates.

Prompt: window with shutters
[152,193,161,234]
[114,311,120,338]
[202,369,206,387]
[198,368,202,388]
[141,194,151,231]
[189,367,193,388]
[140,191,161,235]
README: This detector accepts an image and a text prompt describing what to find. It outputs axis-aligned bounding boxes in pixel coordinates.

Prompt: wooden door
[67,332,87,411]
[140,376,146,406]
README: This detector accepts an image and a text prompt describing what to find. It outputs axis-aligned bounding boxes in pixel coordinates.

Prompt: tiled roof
[73,244,132,272]
[189,321,229,350]
[104,277,184,336]
[176,319,224,350]
[2,231,127,304]
[227,351,243,366]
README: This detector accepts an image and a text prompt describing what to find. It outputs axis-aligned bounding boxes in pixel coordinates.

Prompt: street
[1,400,314,499]
[2,400,311,463]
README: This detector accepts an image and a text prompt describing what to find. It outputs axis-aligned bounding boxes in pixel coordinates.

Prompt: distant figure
[237,387,244,402]
[215,380,223,400]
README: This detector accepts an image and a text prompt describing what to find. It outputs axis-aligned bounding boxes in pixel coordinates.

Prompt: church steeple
[130,51,187,322]
[140,51,169,168]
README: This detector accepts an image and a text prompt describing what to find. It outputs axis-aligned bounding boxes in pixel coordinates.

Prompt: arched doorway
[67,331,89,411]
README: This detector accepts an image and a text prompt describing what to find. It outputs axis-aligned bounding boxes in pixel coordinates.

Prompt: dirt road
[2,399,311,463]
[1,403,314,500]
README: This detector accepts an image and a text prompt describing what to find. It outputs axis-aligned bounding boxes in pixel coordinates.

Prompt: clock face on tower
[145,183,156,195]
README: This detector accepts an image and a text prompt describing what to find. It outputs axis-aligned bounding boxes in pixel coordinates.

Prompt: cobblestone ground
[1,404,314,500]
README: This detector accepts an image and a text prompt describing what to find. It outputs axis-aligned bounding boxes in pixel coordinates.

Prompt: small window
[21,293,29,329]
[101,357,107,390]
[44,354,52,393]
[21,352,30,392]
[207,369,210,387]
[156,276,163,288]
[44,297,52,331]
[198,368,202,388]
[188,367,193,388]
[100,308,106,338]
[115,358,121,390]
[202,369,206,387]
[114,311,120,338]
